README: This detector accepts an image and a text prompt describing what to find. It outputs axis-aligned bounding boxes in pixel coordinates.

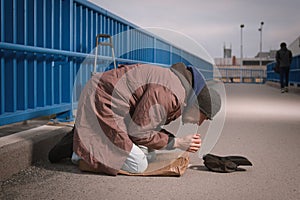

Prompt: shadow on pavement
[188,165,209,172]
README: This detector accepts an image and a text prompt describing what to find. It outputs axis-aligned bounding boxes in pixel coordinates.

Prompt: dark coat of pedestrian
[276,42,293,92]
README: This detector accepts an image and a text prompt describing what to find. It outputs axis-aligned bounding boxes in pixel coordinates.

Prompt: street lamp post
[258,21,264,68]
[240,24,244,83]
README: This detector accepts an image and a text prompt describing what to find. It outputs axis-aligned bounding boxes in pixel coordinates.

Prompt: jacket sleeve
[127,84,181,149]
[276,51,280,63]
[289,50,293,65]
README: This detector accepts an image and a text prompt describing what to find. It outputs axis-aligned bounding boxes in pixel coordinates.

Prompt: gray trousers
[71,143,148,173]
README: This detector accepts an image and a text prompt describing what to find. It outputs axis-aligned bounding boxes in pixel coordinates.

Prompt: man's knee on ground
[121,144,148,173]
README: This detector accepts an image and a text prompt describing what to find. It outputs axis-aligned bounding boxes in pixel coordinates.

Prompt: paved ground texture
[1,84,300,200]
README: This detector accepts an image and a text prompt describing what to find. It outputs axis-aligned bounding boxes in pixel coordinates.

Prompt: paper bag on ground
[79,151,189,177]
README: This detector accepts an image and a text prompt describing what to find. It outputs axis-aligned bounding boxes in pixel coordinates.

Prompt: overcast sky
[89,0,299,59]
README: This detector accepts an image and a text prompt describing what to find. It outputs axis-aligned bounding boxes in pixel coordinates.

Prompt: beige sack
[79,152,189,177]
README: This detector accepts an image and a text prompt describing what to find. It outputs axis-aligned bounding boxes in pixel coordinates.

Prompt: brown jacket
[74,63,190,175]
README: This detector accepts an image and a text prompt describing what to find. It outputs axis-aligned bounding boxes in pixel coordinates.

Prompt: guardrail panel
[266,55,300,84]
[0,0,213,126]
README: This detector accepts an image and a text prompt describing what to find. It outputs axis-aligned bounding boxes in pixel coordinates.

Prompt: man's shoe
[281,88,285,93]
[285,87,289,93]
[48,128,74,163]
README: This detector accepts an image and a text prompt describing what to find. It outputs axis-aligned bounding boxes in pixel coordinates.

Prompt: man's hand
[174,134,201,153]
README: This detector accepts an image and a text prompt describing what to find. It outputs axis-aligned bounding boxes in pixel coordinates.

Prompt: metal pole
[259,21,264,68]
[240,24,244,83]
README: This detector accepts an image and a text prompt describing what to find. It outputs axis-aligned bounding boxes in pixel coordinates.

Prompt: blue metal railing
[266,55,300,84]
[0,0,213,126]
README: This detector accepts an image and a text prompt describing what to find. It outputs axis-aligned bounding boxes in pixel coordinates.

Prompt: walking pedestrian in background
[276,42,293,93]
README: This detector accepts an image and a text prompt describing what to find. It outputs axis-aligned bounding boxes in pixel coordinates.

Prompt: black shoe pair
[48,128,74,163]
[203,154,252,173]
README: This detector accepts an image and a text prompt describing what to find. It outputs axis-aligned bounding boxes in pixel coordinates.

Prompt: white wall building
[288,35,300,56]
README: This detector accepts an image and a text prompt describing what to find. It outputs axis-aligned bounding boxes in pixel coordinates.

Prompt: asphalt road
[1,84,300,200]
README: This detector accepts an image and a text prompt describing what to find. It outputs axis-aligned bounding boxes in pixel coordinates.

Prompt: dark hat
[186,65,222,120]
[280,42,287,48]
[170,63,221,119]
[196,85,221,120]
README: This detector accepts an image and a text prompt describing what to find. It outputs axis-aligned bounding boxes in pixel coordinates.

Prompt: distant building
[288,35,300,56]
[255,50,277,59]
[223,44,232,58]
[214,35,300,83]
[214,45,275,83]
[214,49,275,70]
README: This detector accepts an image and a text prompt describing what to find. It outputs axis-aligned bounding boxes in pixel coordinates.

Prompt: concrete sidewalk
[1,84,300,200]
[0,124,72,181]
